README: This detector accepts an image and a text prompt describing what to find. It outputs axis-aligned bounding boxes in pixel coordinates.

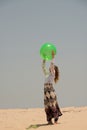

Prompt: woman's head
[54,65,59,83]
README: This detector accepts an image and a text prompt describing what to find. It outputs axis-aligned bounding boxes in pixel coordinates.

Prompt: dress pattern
[44,83,62,122]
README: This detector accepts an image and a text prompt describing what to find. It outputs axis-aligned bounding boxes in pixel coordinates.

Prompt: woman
[42,52,62,125]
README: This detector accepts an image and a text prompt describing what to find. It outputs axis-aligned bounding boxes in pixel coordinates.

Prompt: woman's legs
[44,83,62,124]
[45,107,53,124]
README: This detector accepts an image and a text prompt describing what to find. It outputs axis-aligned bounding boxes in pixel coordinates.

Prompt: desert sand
[0,106,87,130]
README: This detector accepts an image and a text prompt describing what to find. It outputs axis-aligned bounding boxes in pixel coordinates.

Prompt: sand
[0,106,87,130]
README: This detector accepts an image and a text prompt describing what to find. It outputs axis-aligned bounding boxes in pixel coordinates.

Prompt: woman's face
[49,65,55,73]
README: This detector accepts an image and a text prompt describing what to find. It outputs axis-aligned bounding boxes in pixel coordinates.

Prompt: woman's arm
[42,59,49,75]
[50,51,55,75]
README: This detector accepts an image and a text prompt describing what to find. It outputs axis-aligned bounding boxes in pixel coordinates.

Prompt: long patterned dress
[42,60,62,123]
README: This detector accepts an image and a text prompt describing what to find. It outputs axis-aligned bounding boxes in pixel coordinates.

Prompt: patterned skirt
[44,83,62,122]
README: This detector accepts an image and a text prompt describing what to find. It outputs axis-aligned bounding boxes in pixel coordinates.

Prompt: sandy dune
[0,106,87,130]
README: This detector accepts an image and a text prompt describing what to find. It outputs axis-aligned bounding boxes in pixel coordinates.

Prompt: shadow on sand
[26,123,53,129]
[26,122,61,129]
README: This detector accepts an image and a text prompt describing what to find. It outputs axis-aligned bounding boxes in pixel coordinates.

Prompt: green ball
[40,42,57,60]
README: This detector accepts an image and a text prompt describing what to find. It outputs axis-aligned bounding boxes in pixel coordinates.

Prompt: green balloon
[40,42,57,60]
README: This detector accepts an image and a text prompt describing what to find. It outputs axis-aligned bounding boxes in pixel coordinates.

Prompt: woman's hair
[54,65,59,83]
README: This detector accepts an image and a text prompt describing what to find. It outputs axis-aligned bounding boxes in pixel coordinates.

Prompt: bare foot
[48,121,53,125]
[54,121,58,125]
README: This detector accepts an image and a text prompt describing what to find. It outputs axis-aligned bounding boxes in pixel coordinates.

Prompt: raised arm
[50,51,55,75]
[42,59,49,75]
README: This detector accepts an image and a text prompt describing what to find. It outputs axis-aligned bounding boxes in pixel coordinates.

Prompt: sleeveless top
[42,60,55,84]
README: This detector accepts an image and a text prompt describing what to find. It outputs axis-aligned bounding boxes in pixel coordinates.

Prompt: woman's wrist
[51,58,54,63]
[43,59,46,63]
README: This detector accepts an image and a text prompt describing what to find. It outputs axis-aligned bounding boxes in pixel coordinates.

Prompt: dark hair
[54,65,59,83]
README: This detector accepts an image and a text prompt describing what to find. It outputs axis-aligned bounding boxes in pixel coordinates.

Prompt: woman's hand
[52,51,55,59]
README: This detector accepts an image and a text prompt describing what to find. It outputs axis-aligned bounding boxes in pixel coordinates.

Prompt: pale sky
[0,0,87,108]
